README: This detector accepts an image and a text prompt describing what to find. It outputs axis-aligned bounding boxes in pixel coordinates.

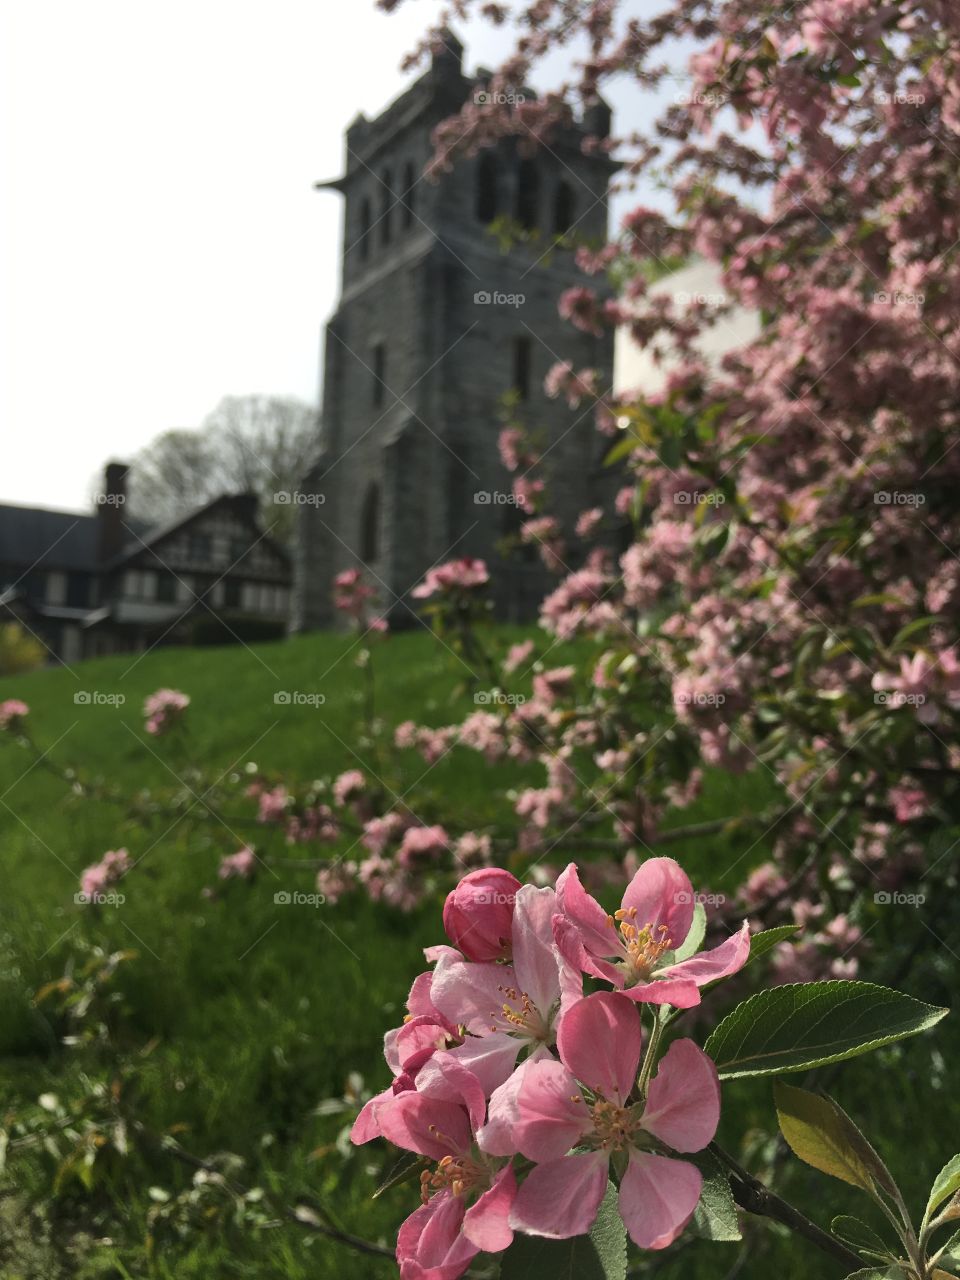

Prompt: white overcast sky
[0,1,674,513]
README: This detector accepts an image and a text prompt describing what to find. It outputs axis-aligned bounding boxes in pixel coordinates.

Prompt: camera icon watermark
[274,490,325,506]
[274,691,326,707]
[874,890,926,906]
[274,889,327,907]
[673,490,726,506]
[474,690,526,706]
[473,490,522,506]
[873,290,925,307]
[674,890,726,906]
[474,89,526,106]
[74,890,126,907]
[74,691,126,707]
[873,490,925,507]
[674,89,727,107]
[473,290,526,308]
[676,691,727,708]
[874,691,926,709]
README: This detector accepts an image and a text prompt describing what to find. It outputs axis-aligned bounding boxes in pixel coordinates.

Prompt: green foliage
[705,981,948,1079]
[499,1182,627,1280]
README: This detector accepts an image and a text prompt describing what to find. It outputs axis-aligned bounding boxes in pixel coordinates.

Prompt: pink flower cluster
[412,558,490,600]
[332,568,387,632]
[353,857,750,1276]
[79,848,132,900]
[218,846,257,880]
[0,699,29,731]
[143,688,190,736]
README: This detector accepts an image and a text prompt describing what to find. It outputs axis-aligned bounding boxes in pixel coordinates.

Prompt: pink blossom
[504,992,719,1249]
[333,768,366,807]
[443,868,521,962]
[376,1055,516,1279]
[80,848,132,900]
[554,858,750,1008]
[0,699,28,730]
[398,825,450,866]
[503,640,534,675]
[218,846,257,880]
[412,558,490,600]
[432,885,577,1096]
[143,688,190,736]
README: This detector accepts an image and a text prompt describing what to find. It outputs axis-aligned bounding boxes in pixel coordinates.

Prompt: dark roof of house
[0,502,146,580]
[0,505,100,573]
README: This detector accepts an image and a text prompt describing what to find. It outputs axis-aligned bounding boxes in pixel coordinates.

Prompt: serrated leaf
[926,1156,960,1226]
[704,981,948,1079]
[745,925,801,965]
[831,1215,894,1261]
[691,1152,741,1241]
[499,1181,626,1280]
[842,1270,906,1279]
[775,1083,898,1200]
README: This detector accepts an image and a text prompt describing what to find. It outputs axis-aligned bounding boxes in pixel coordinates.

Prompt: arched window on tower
[380,169,393,245]
[401,160,416,229]
[515,158,539,231]
[361,483,381,563]
[554,180,575,235]
[359,197,372,261]
[476,152,499,224]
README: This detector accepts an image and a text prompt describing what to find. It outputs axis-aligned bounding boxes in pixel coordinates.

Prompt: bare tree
[126,395,319,545]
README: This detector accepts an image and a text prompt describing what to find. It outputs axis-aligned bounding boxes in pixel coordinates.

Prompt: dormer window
[401,160,416,229]
[380,169,393,245]
[516,159,539,231]
[359,197,372,261]
[476,152,498,224]
[554,180,575,235]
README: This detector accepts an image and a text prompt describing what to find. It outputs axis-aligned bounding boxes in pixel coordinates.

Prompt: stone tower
[292,31,616,630]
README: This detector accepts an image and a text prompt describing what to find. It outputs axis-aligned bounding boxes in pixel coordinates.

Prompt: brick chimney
[97,461,130,562]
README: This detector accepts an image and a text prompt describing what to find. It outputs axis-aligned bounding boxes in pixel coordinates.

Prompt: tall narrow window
[361,483,381,562]
[512,336,532,400]
[380,169,393,245]
[359,197,372,262]
[401,160,416,229]
[554,180,575,234]
[515,159,539,231]
[476,152,498,223]
[372,342,386,408]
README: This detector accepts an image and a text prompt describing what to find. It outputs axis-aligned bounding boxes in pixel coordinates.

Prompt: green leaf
[671,902,707,964]
[925,1156,960,1226]
[499,1181,626,1280]
[745,925,801,965]
[775,1083,899,1199]
[841,1270,906,1279]
[831,1215,894,1261]
[704,981,948,1079]
[690,1152,741,1241]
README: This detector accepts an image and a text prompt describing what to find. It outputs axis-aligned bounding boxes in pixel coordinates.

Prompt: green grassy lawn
[0,632,954,1280]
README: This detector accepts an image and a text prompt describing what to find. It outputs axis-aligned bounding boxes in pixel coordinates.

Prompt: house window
[359,197,372,261]
[223,579,242,609]
[230,537,248,563]
[515,158,539,231]
[372,343,386,408]
[512,336,532,400]
[156,572,177,603]
[187,532,212,561]
[554,180,575,234]
[401,159,416,229]
[380,169,393,245]
[476,152,498,224]
[361,483,381,562]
